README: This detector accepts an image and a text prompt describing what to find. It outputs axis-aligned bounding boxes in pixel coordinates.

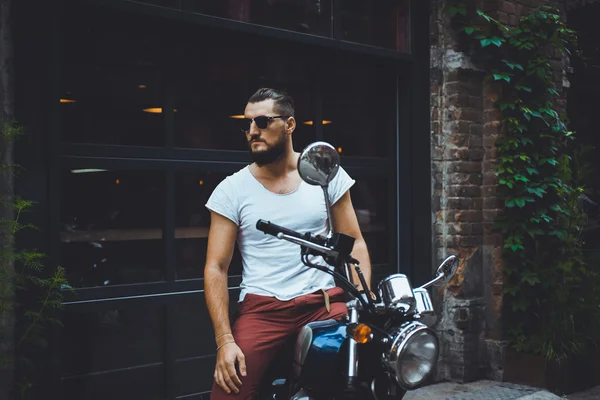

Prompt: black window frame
[14,0,431,398]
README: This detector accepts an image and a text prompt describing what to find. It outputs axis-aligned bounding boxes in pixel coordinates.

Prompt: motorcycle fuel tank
[293,319,348,387]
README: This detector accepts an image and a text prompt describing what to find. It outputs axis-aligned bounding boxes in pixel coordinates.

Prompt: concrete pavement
[403,380,600,400]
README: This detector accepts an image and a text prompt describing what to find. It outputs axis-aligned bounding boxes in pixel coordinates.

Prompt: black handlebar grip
[256,219,304,240]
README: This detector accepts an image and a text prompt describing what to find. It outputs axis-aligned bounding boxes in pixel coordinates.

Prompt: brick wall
[430,0,566,383]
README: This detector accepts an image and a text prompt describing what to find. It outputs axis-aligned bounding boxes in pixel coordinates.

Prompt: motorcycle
[255,141,458,400]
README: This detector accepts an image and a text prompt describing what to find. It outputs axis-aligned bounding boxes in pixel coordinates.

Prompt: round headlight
[382,322,439,389]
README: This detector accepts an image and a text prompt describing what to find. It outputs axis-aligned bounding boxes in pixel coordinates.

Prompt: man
[204,88,372,399]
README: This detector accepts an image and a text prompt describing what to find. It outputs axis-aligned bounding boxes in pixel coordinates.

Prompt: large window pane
[339,0,410,51]
[173,31,316,152]
[175,172,243,279]
[61,304,165,376]
[350,176,391,271]
[322,60,396,158]
[60,168,166,287]
[190,0,333,37]
[60,3,167,146]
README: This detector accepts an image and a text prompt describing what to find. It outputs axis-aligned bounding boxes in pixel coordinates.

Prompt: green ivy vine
[447,4,600,362]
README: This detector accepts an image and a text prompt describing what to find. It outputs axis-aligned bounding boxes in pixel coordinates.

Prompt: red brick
[447,198,476,210]
[454,210,482,222]
[448,161,481,173]
[483,172,498,186]
[501,1,516,15]
[483,210,502,222]
[469,148,485,161]
[444,148,470,161]
[482,185,497,197]
[483,197,503,209]
[452,108,481,122]
[484,148,498,160]
[446,185,482,198]
[483,134,498,148]
[498,11,510,24]
[458,235,483,247]
[482,160,497,173]
[448,133,469,147]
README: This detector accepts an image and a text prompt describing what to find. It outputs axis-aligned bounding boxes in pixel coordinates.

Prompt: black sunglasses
[238,115,289,133]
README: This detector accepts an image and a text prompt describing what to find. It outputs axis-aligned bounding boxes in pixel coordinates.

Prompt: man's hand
[214,342,247,394]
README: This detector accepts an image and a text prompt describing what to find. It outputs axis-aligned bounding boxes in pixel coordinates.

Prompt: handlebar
[256,219,306,241]
[256,219,376,313]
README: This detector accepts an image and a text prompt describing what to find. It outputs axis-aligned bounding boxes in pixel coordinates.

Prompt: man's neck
[253,150,299,179]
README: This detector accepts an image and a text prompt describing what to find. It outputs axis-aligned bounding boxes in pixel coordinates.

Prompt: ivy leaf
[493,73,511,82]
[515,175,529,182]
[510,244,525,252]
[481,39,492,47]
[491,37,504,47]
[525,167,539,175]
[548,88,559,95]
[515,84,533,92]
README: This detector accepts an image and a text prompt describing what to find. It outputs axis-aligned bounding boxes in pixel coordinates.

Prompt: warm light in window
[229,115,245,119]
[303,120,332,126]
[115,179,120,185]
[337,147,343,153]
[199,180,204,185]
[138,84,147,89]
[143,108,177,114]
[60,99,76,103]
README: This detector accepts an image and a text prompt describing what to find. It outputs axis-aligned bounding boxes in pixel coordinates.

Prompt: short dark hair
[247,88,295,117]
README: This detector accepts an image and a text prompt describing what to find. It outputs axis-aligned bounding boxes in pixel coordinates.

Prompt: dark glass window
[173,30,316,152]
[322,58,396,158]
[338,0,410,51]
[59,5,167,146]
[175,172,243,279]
[60,168,166,287]
[350,176,391,272]
[61,304,165,376]
[190,0,333,37]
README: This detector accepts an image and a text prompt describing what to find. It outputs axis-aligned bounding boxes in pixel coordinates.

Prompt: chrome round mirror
[434,255,459,285]
[298,141,340,187]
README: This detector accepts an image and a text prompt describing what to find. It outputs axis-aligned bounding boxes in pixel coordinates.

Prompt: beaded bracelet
[216,340,236,352]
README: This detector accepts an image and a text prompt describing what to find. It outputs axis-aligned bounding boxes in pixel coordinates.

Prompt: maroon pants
[210,287,348,400]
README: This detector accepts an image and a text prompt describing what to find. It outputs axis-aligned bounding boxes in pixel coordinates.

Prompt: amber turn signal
[352,323,373,344]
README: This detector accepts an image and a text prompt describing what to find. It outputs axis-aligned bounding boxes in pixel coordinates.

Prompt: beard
[248,130,287,166]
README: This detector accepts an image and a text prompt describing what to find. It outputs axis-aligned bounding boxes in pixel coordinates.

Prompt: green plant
[446,4,600,363]
[0,120,72,398]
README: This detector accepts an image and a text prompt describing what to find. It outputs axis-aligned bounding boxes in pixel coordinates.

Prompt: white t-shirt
[205,165,355,302]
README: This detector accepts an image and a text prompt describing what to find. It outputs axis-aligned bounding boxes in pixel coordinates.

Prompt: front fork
[346,299,360,388]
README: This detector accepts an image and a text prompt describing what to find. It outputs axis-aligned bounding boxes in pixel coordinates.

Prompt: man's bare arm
[204,211,247,394]
[204,211,238,339]
[331,191,372,290]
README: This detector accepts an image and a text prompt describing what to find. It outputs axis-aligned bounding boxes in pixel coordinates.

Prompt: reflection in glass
[60,3,166,145]
[60,168,165,287]
[322,60,396,157]
[190,0,333,37]
[173,291,241,359]
[175,172,243,279]
[173,38,316,151]
[350,176,390,268]
[61,304,165,376]
[339,0,410,51]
